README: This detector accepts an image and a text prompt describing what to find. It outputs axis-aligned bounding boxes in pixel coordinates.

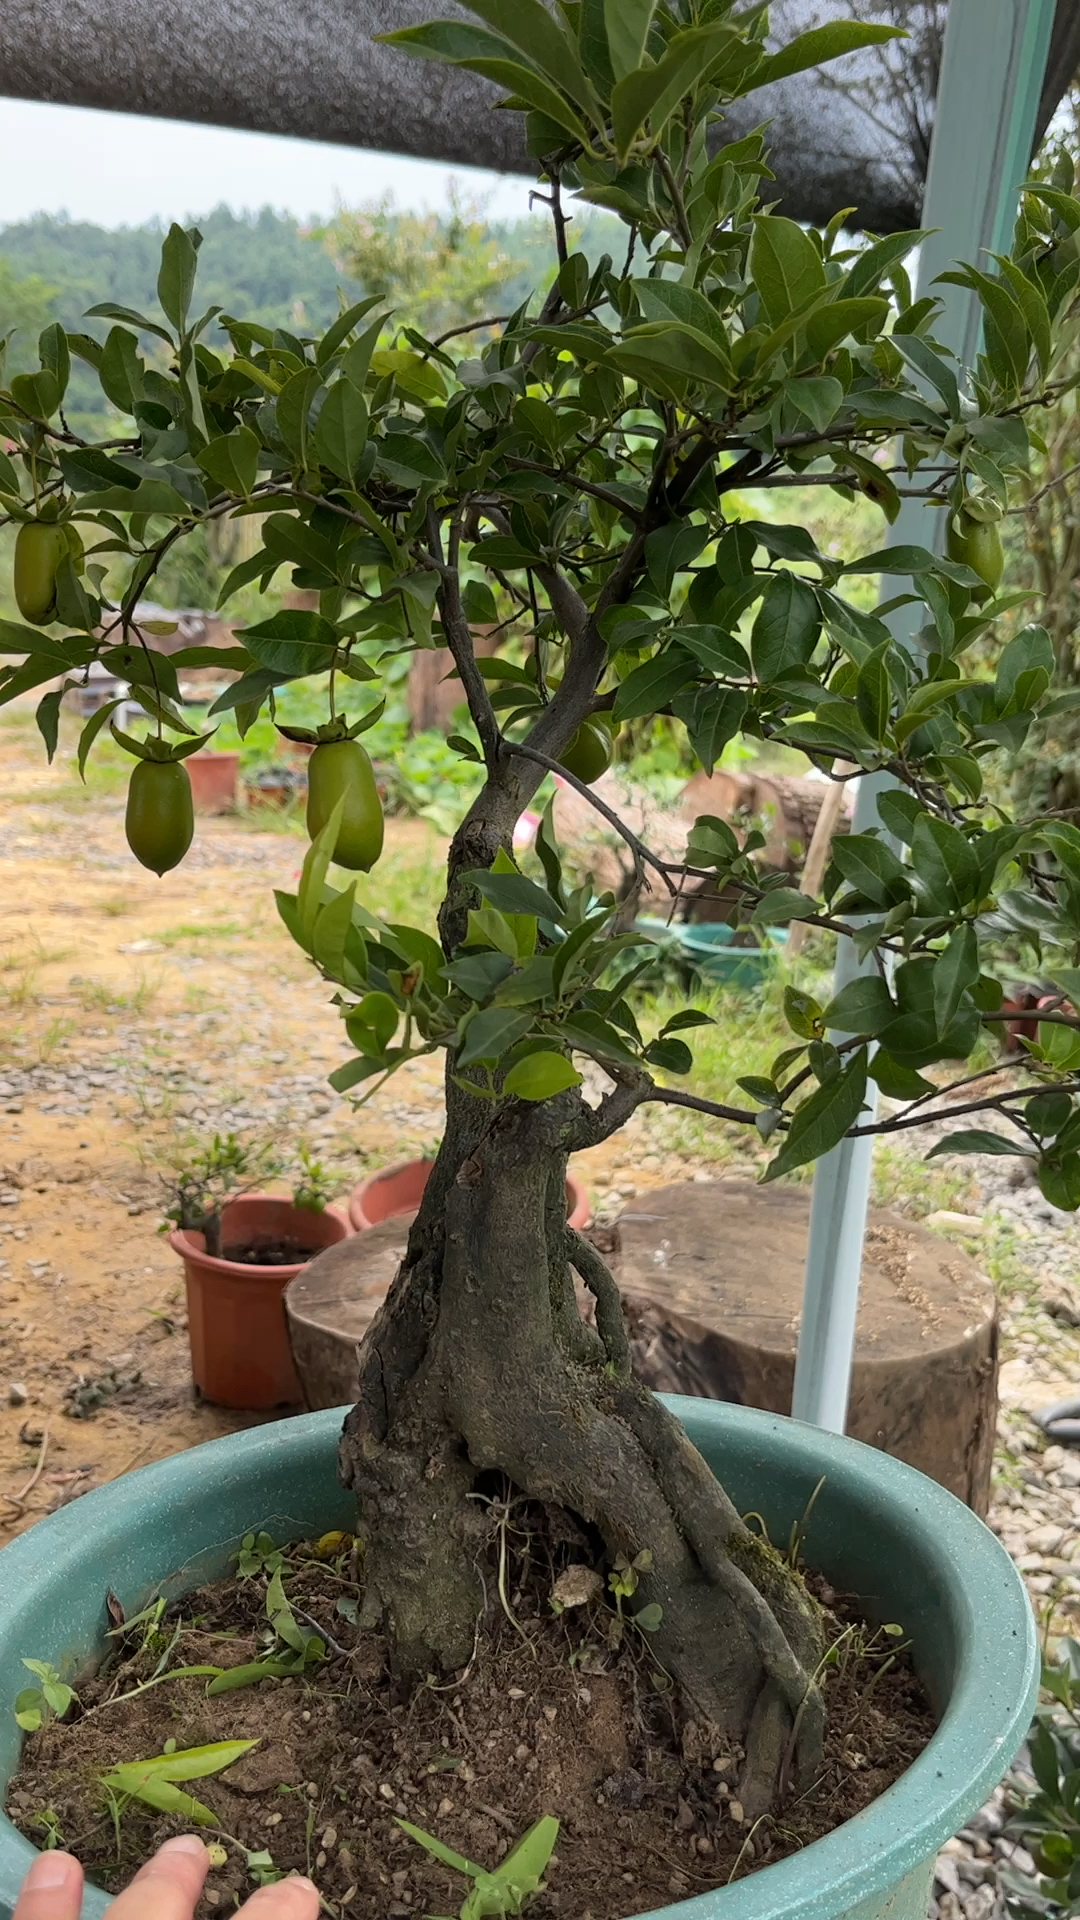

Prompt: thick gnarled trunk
[339,1076,826,1815]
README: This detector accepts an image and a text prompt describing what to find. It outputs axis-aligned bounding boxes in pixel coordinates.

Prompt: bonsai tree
[163,1132,333,1257]
[4,0,1080,1821]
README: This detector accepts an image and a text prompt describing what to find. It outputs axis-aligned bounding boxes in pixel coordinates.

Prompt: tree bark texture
[338,1075,826,1815]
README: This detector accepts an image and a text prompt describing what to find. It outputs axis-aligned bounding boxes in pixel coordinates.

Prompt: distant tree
[323,188,525,338]
[0,259,58,375]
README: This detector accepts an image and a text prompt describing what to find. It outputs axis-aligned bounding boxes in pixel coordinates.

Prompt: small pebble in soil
[7,1383,27,1406]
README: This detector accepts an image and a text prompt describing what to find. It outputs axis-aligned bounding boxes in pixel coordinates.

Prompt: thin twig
[1,1425,50,1518]
[503,741,675,894]
[645,1087,759,1126]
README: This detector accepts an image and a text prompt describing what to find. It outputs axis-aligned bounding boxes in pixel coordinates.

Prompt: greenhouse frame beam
[791,0,1059,1435]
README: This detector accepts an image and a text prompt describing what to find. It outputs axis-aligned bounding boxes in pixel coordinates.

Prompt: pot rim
[349,1158,590,1230]
[168,1192,351,1281]
[0,1401,1037,1920]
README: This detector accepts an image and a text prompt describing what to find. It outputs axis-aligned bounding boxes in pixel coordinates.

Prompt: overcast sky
[0,96,537,230]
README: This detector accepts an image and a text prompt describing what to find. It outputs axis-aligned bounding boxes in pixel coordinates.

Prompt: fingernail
[26,1853,76,1890]
[291,1878,318,1896]
[158,1835,208,1857]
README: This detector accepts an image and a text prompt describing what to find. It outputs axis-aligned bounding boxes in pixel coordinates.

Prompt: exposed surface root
[340,1086,831,1817]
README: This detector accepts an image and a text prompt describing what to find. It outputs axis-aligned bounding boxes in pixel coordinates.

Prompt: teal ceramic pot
[0,1400,1036,1920]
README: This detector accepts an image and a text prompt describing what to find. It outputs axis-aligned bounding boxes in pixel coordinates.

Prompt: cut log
[285,1177,998,1514]
[614,1179,998,1514]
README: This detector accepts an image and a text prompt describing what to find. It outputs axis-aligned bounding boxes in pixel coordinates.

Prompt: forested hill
[0,200,618,428]
[0,205,363,342]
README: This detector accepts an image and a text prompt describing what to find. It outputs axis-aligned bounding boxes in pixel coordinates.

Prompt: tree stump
[285,1177,998,1514]
[614,1179,998,1514]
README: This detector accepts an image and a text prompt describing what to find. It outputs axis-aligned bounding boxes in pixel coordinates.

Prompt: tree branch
[645,1086,759,1126]
[424,504,501,769]
[566,1228,630,1378]
[503,741,675,895]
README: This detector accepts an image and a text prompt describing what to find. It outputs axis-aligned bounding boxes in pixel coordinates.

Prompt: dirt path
[0,719,704,1536]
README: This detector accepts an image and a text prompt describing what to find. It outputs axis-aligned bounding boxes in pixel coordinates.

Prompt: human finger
[11,1850,84,1920]
[239,1874,321,1918]
[106,1834,209,1920]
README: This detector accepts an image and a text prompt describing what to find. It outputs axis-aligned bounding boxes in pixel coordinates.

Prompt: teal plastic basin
[0,1400,1036,1920]
[636,919,787,990]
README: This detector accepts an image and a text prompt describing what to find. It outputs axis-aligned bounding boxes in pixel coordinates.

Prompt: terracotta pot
[168,1192,351,1410]
[186,751,240,814]
[349,1158,590,1232]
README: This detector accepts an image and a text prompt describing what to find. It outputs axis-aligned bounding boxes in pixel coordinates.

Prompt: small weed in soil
[7,1508,934,1919]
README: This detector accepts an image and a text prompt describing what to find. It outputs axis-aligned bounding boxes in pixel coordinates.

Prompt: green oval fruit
[946,510,1004,595]
[125,759,195,876]
[307,739,384,871]
[14,521,67,626]
[558,717,614,785]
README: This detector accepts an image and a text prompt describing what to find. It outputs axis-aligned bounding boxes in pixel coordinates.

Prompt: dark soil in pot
[223,1237,316,1267]
[6,1522,933,1919]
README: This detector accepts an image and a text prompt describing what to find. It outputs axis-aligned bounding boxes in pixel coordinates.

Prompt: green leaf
[822,975,895,1036]
[644,1036,693,1074]
[35,685,67,764]
[504,1052,583,1100]
[804,298,890,358]
[37,322,70,402]
[750,216,828,328]
[933,924,979,1034]
[462,0,595,110]
[604,0,656,80]
[396,1818,483,1880]
[195,427,259,498]
[610,25,740,162]
[613,646,697,722]
[1038,1152,1080,1212]
[632,1602,663,1632]
[75,699,124,780]
[441,952,516,1001]
[910,815,978,910]
[496,1816,560,1895]
[750,574,820,680]
[312,882,358,979]
[787,375,844,432]
[347,990,400,1053]
[763,1050,867,1183]
[299,798,345,948]
[631,280,730,355]
[466,868,565,924]
[661,1009,714,1035]
[376,433,448,488]
[750,887,818,925]
[315,294,385,368]
[451,51,594,145]
[831,832,908,907]
[157,223,199,333]
[856,642,891,741]
[609,321,733,396]
[99,326,145,415]
[752,21,902,87]
[925,1130,1031,1161]
[314,378,370,482]
[672,685,746,776]
[458,1007,534,1067]
[239,610,338,678]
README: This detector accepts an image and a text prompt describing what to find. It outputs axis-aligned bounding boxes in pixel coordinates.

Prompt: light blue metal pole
[791,0,1058,1432]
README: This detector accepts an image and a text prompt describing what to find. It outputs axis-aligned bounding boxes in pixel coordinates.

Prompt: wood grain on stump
[285,1177,998,1513]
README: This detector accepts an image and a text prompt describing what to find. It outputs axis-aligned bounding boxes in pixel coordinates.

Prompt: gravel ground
[926,1153,1080,1918]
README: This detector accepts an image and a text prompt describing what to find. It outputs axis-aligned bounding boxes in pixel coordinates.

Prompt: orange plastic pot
[169,1193,352,1410]
[349,1158,590,1232]
[186,751,240,814]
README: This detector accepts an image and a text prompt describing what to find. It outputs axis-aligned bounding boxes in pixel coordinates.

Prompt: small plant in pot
[163,1133,351,1408]
[3,1,1080,1910]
